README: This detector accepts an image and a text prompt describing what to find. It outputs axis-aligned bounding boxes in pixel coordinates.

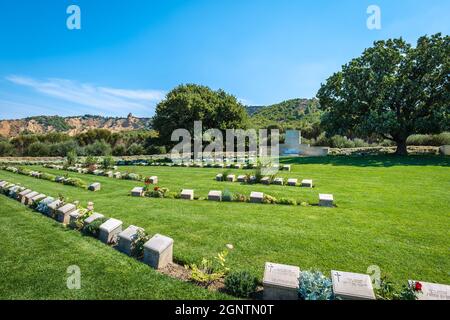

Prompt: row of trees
[0,34,448,156]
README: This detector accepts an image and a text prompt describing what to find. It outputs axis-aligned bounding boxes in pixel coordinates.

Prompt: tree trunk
[395,138,408,156]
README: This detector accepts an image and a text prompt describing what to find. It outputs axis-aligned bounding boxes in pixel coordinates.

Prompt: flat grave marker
[99,218,123,244]
[331,270,375,300]
[263,262,300,300]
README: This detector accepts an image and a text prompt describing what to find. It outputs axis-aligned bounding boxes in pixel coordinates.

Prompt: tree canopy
[317,33,449,155]
[153,84,249,146]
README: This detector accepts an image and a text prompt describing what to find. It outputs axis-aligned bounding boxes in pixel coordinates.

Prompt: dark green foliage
[153,84,249,146]
[26,116,73,132]
[0,141,15,156]
[82,217,108,238]
[26,142,51,157]
[318,34,450,155]
[224,271,258,298]
[84,140,112,156]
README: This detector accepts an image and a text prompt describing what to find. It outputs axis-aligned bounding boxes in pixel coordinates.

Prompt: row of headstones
[0,179,174,271]
[131,187,334,207]
[145,162,292,171]
[264,262,450,300]
[1,179,448,300]
[216,173,312,188]
[47,164,124,179]
[3,166,102,193]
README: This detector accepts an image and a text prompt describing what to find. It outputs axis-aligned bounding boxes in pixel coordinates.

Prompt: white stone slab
[410,280,450,300]
[23,191,39,205]
[31,194,46,204]
[99,218,123,244]
[263,262,300,300]
[84,212,105,225]
[301,179,313,188]
[88,182,101,192]
[180,189,194,200]
[143,234,174,269]
[56,203,77,224]
[287,178,298,186]
[250,192,264,203]
[216,174,223,181]
[261,177,271,185]
[150,176,158,184]
[237,175,247,183]
[282,165,291,171]
[208,190,222,201]
[331,270,375,300]
[319,194,334,207]
[226,174,236,182]
[131,187,144,197]
[273,178,284,185]
[118,225,144,256]
[69,210,81,228]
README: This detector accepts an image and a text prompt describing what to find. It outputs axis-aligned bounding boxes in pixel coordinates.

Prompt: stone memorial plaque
[319,194,334,207]
[88,182,101,192]
[84,212,105,225]
[410,280,450,300]
[261,177,270,185]
[118,225,143,256]
[69,210,81,228]
[180,189,194,200]
[287,178,298,186]
[237,175,247,183]
[99,218,123,244]
[208,190,222,201]
[30,193,46,205]
[131,187,144,197]
[216,174,223,181]
[56,203,77,224]
[143,234,174,269]
[47,200,63,217]
[331,270,375,300]
[250,192,264,203]
[23,191,39,205]
[226,174,236,182]
[273,178,284,185]
[282,165,291,171]
[263,262,300,300]
[150,176,158,184]
[301,179,313,188]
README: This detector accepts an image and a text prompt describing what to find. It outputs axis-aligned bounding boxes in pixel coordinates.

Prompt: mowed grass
[1,155,449,296]
[0,196,232,299]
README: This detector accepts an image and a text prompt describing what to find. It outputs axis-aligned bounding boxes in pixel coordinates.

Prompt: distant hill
[0,114,152,137]
[248,98,322,129]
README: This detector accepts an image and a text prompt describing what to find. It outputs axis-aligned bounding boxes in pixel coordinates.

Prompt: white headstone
[261,177,270,185]
[216,174,223,181]
[99,218,123,244]
[273,178,284,185]
[56,203,77,224]
[88,182,101,192]
[150,176,158,184]
[319,194,334,207]
[237,175,247,183]
[287,178,298,186]
[331,270,375,300]
[131,187,144,197]
[23,191,39,205]
[118,225,144,256]
[250,192,264,203]
[143,234,174,269]
[263,262,300,300]
[410,280,450,300]
[208,190,222,201]
[226,174,236,182]
[180,189,194,200]
[301,179,313,188]
[84,212,105,225]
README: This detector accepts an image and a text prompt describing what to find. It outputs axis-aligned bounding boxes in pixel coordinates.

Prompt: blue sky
[0,0,448,119]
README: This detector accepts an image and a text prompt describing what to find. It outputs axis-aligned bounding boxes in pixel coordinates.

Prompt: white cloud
[5,75,166,114]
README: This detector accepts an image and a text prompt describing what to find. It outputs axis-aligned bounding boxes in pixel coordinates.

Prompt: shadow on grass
[279,155,450,167]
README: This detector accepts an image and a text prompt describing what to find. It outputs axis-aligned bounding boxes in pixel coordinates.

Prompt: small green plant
[187,249,230,287]
[233,193,249,202]
[375,275,397,300]
[224,271,258,298]
[66,150,77,166]
[82,217,108,238]
[396,281,422,300]
[40,172,56,181]
[131,229,151,259]
[298,270,335,300]
[147,186,170,198]
[276,197,297,206]
[102,155,115,169]
[263,194,277,204]
[222,189,233,202]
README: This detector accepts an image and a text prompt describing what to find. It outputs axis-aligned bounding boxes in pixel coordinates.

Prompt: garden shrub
[222,189,233,202]
[224,271,258,298]
[233,193,249,202]
[18,167,32,175]
[188,250,230,287]
[276,197,297,206]
[298,270,334,300]
[147,187,169,198]
[63,177,87,189]
[40,172,56,182]
[263,194,277,204]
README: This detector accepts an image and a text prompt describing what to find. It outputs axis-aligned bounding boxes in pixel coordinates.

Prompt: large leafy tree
[153,84,249,146]
[317,33,449,155]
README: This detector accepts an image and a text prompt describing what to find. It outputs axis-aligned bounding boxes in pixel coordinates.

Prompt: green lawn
[0,196,231,299]
[1,155,449,298]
